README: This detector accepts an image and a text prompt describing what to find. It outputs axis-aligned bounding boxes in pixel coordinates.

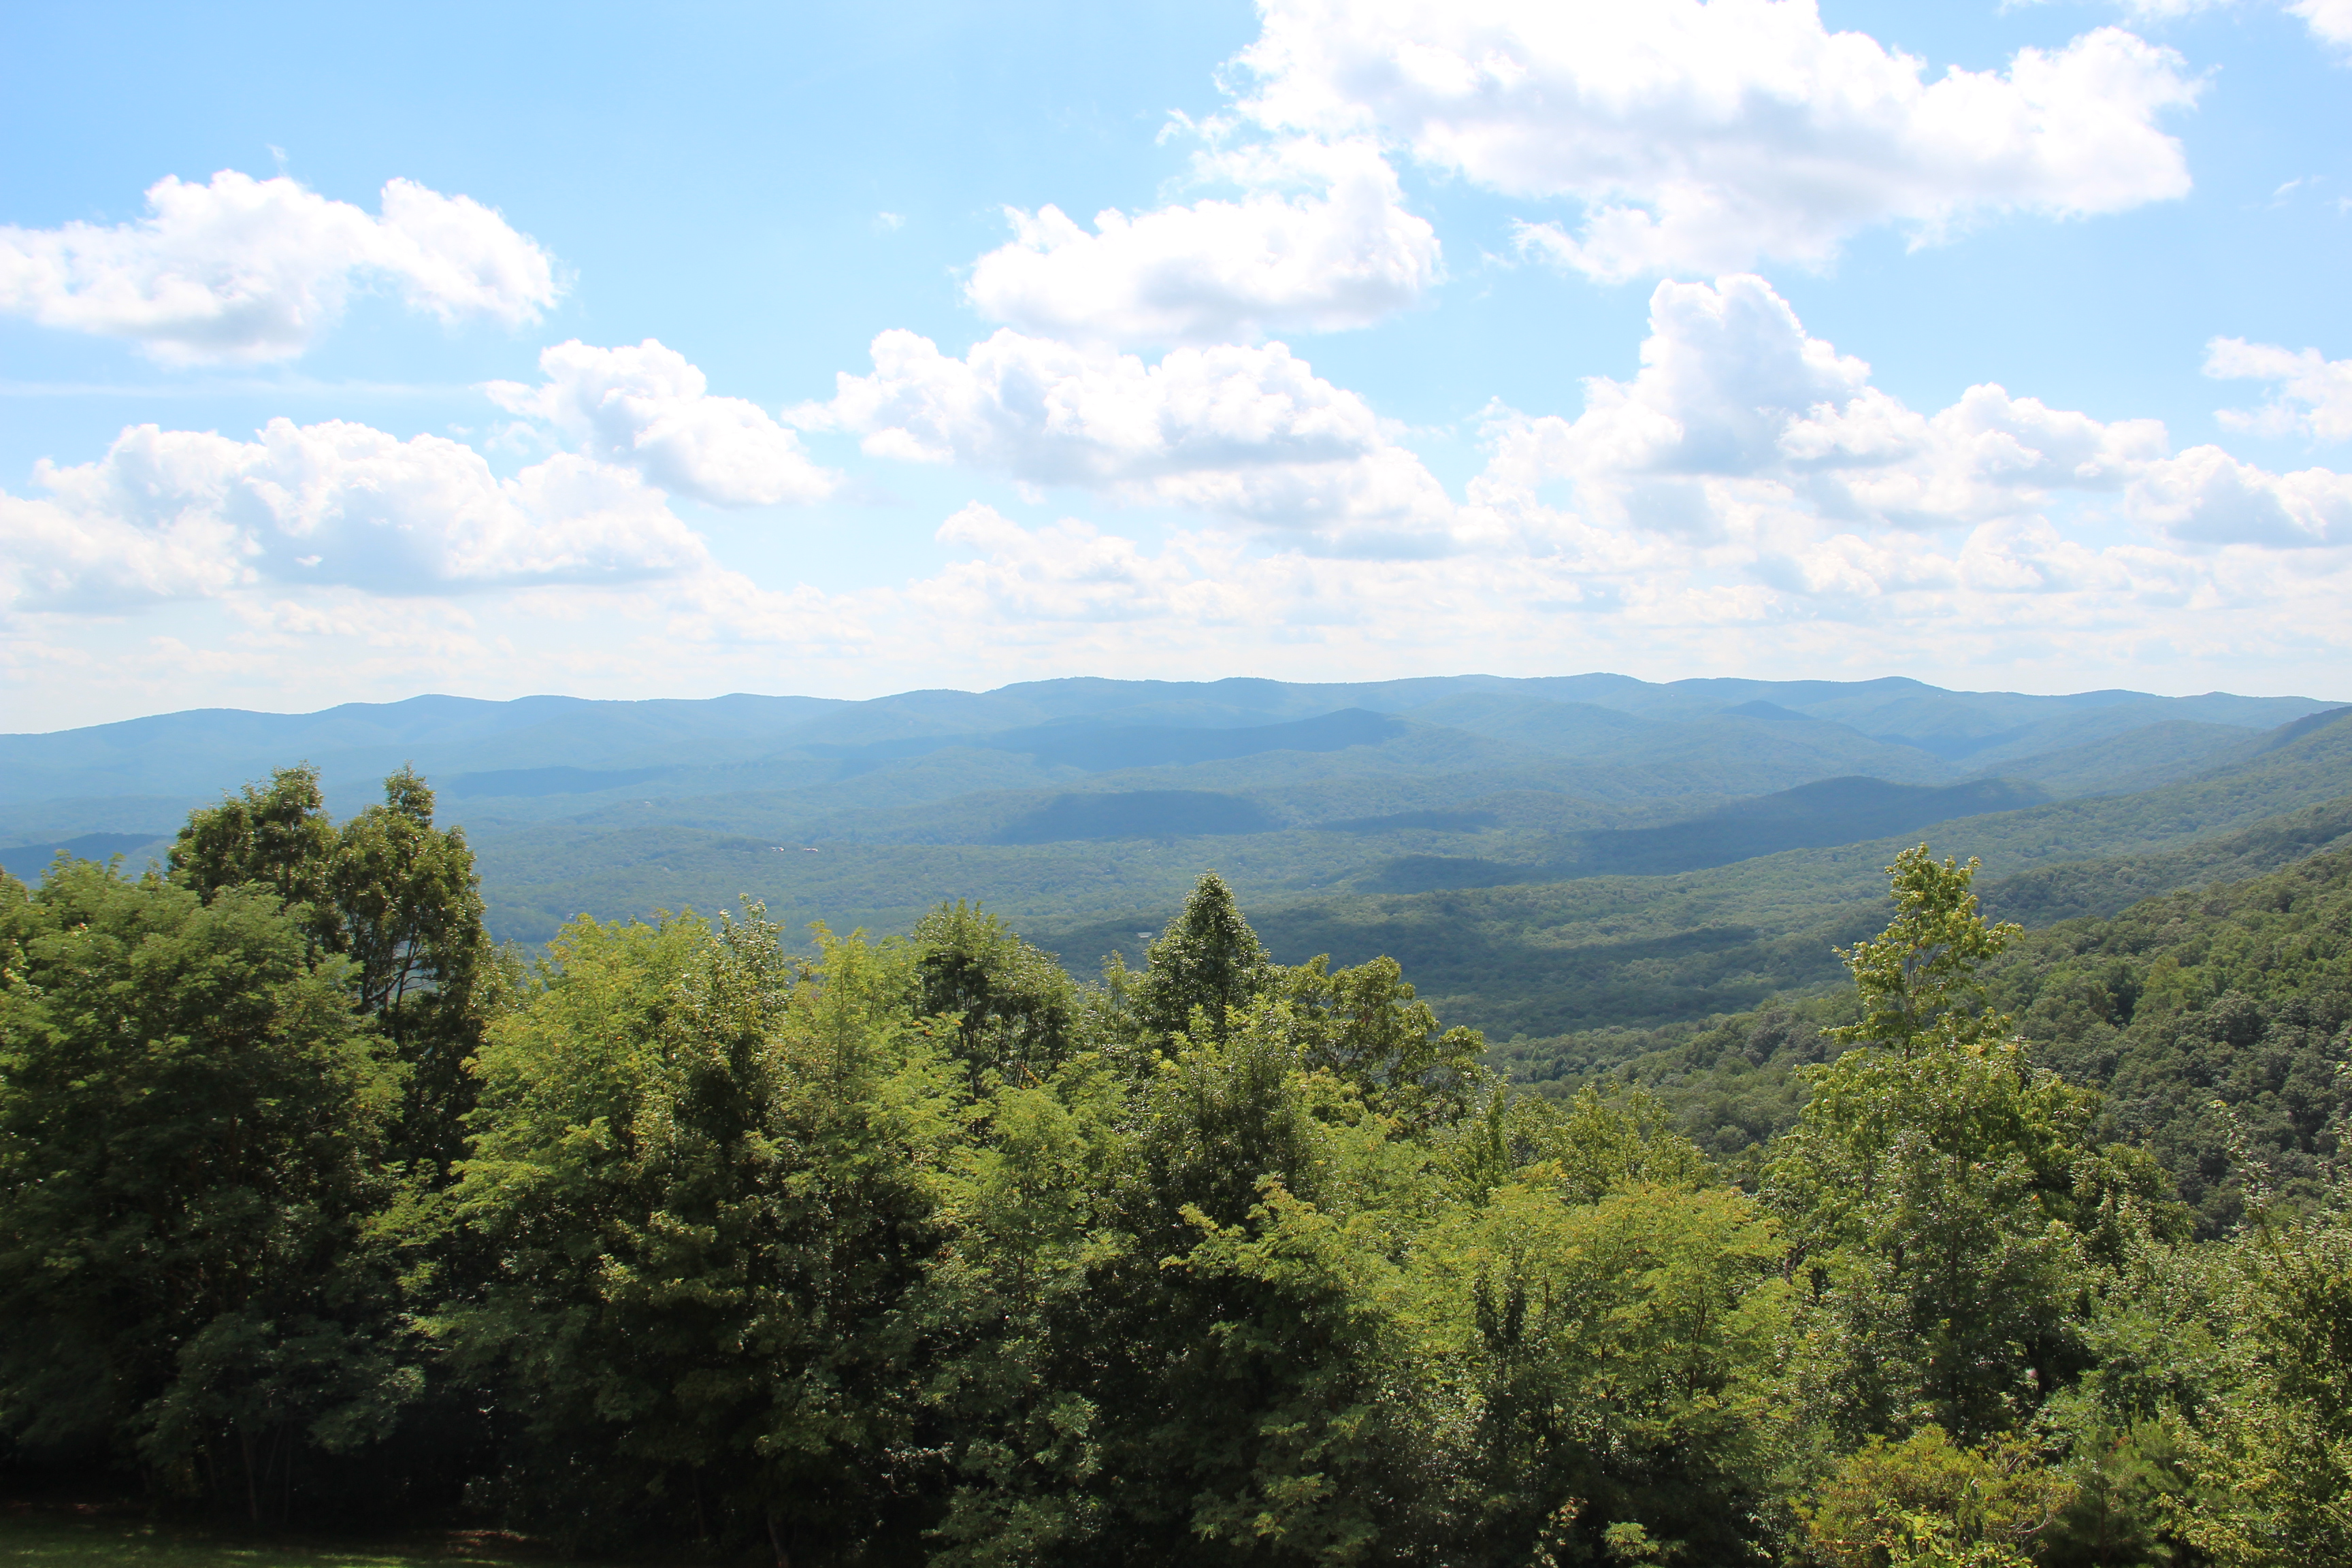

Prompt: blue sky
[4,0,2350,730]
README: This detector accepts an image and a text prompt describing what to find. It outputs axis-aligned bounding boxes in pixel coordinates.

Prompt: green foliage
[0,860,408,1515]
[1831,847,2022,1058]
[1802,1427,2072,1568]
[1766,850,2176,1443]
[1554,843,2352,1238]
[13,776,2351,1568]
[1993,847,2352,1235]
[430,909,959,1559]
[2164,1201,2352,1566]
[1421,1178,1793,1563]
[172,765,499,1176]
[168,766,340,919]
[1131,870,1279,1042]
[1279,953,1490,1132]
[906,899,1078,1088]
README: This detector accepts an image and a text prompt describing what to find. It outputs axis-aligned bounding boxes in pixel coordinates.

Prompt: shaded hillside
[1358,776,2047,892]
[1509,843,2352,1238]
[0,831,174,880]
[1028,714,2352,1039]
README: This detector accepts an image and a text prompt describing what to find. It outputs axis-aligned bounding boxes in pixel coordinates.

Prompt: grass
[0,1510,550,1568]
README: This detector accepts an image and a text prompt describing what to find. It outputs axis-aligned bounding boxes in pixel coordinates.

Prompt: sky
[4,0,2351,732]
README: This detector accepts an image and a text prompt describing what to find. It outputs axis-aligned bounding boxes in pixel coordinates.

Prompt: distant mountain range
[7,674,2349,1043]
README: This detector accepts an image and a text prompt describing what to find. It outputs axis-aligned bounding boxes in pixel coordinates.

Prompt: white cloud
[2129,446,2352,546]
[808,327,1454,547]
[964,137,1441,345]
[2019,0,2352,55]
[2295,0,2352,49]
[0,418,706,614]
[845,495,2352,691]
[1234,0,2198,280]
[1477,271,2173,540]
[639,270,2352,685]
[2206,337,2352,443]
[1469,274,2349,557]
[0,170,559,364]
[16,269,2352,724]
[487,340,841,507]
[813,280,2352,564]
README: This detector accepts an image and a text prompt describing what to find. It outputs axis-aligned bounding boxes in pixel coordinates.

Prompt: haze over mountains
[7,673,2350,1049]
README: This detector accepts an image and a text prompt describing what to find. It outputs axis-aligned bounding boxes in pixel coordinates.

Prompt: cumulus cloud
[2128,446,2352,547]
[651,276,2352,686]
[964,137,1441,345]
[487,340,840,506]
[2207,338,2352,443]
[0,419,705,614]
[16,266,2352,721]
[807,327,1454,547]
[1471,273,2345,554]
[2296,0,2352,49]
[0,169,559,363]
[1232,0,2199,280]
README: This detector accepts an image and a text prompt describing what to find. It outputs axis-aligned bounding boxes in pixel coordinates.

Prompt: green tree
[0,860,408,1516]
[433,909,960,1563]
[907,899,1079,1090]
[1418,1130,1791,1564]
[1803,1426,2074,1568]
[1281,953,1489,1133]
[1767,848,2160,1441]
[172,764,497,1173]
[921,1047,1132,1568]
[1095,992,1448,1565]
[1831,847,2023,1060]
[1132,872,1278,1044]
[2166,1199,2352,1566]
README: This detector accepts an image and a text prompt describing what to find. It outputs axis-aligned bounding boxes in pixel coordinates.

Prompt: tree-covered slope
[1016,713,2352,1039]
[1507,840,2352,1238]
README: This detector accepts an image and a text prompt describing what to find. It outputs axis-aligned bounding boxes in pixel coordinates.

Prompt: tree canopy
[3,796,2346,1567]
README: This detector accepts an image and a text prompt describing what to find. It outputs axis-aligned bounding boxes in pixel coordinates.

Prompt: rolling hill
[6,674,2347,1056]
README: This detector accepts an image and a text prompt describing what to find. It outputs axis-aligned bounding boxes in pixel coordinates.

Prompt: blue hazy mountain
[7,676,2347,1041]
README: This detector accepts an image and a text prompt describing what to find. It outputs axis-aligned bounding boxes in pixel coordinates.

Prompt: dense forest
[2,766,2347,1567]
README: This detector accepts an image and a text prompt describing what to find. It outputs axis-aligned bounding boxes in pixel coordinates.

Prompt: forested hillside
[6,679,2340,954]
[1509,837,2352,1239]
[4,767,2347,1567]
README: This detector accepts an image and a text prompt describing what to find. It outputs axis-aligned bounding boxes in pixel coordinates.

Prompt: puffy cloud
[1232,0,2198,280]
[487,340,840,506]
[16,267,2352,721]
[808,327,1454,547]
[1,419,706,613]
[2129,447,2352,547]
[964,137,1441,345]
[1473,274,2336,554]
[623,287,2352,676]
[2296,0,2352,49]
[815,280,2352,564]
[0,169,559,363]
[2207,338,2352,443]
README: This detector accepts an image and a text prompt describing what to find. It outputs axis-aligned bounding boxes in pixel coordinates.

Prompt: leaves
[0,859,406,1509]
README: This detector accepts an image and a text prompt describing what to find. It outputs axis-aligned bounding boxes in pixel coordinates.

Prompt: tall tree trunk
[767,1504,792,1568]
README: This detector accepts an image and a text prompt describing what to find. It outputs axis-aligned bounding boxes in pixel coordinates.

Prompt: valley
[6,672,2347,1054]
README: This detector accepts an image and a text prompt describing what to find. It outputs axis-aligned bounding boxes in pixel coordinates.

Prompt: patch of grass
[0,1512,545,1568]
